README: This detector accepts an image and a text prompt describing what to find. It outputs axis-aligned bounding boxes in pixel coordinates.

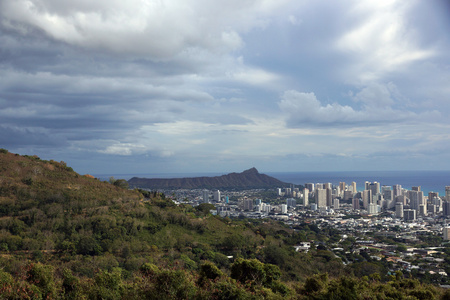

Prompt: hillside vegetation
[0,149,447,299]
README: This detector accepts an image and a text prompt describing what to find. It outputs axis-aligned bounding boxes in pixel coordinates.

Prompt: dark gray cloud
[0,0,449,173]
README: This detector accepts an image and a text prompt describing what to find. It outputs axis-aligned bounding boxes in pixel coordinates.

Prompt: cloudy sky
[1,0,449,175]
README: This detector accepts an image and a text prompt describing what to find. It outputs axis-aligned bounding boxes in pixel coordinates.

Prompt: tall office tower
[362,189,372,209]
[365,181,370,190]
[444,227,450,241]
[281,204,288,214]
[315,188,327,208]
[404,209,416,221]
[352,182,357,193]
[443,201,450,216]
[446,186,450,201]
[428,192,439,202]
[352,198,360,210]
[432,197,442,212]
[324,183,332,190]
[382,186,394,209]
[303,188,309,207]
[419,205,427,216]
[334,186,340,197]
[343,190,354,201]
[214,190,221,202]
[396,195,407,205]
[202,189,209,203]
[305,183,314,192]
[285,188,292,196]
[334,199,340,209]
[412,186,421,192]
[286,198,296,208]
[393,184,402,198]
[369,182,380,196]
[255,199,262,206]
[395,202,404,218]
[427,204,436,215]
[326,188,333,207]
[339,182,346,196]
[243,199,254,211]
[315,183,324,190]
[409,190,425,215]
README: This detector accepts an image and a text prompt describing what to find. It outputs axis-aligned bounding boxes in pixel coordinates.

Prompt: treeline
[0,258,446,299]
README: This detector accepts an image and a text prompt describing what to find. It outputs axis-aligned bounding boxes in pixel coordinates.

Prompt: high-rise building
[352,182,357,193]
[326,188,333,207]
[409,190,425,215]
[393,184,402,198]
[316,188,327,208]
[343,190,353,201]
[352,198,360,210]
[368,203,378,214]
[305,183,314,192]
[303,188,309,207]
[285,188,292,196]
[213,190,221,202]
[334,199,340,209]
[243,199,254,211]
[339,182,346,196]
[281,204,288,214]
[382,186,394,209]
[443,201,450,216]
[395,195,407,205]
[395,202,404,218]
[412,186,421,192]
[369,182,380,198]
[404,209,416,221]
[446,186,450,201]
[362,190,372,209]
[286,198,296,208]
[428,192,439,202]
[202,189,209,203]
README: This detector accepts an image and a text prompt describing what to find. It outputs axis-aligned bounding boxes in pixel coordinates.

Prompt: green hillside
[0,149,447,299]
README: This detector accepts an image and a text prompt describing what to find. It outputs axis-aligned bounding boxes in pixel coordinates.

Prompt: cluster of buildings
[278,182,450,222]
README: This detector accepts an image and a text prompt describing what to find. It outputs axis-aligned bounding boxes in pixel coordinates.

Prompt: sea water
[95,170,450,195]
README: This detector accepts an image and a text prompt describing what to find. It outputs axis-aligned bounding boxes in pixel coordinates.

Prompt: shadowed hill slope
[0,149,141,209]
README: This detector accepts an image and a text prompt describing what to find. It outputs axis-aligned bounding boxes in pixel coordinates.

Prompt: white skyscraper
[303,188,309,207]
[213,190,221,202]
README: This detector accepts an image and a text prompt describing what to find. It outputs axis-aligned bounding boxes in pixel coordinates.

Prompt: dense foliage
[0,149,448,299]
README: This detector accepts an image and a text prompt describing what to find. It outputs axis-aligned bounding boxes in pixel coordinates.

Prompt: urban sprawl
[162,181,450,284]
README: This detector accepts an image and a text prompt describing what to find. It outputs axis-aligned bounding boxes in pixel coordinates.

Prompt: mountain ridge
[128,167,290,190]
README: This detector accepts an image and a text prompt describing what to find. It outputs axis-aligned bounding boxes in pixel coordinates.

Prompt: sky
[1,0,450,175]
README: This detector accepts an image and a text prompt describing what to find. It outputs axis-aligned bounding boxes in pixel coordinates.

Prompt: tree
[113,179,129,190]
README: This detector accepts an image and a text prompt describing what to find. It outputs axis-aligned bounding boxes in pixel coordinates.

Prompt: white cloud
[279,87,440,127]
[0,0,289,59]
[335,0,434,83]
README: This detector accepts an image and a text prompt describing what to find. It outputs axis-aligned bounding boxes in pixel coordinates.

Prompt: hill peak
[129,168,288,190]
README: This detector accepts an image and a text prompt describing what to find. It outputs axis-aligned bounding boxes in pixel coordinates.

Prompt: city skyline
[1,1,450,174]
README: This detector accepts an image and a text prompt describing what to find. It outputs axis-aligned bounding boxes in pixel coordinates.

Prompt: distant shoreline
[94,170,450,195]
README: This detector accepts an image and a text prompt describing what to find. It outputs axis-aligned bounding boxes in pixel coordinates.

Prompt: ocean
[95,170,450,195]
[266,171,450,195]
